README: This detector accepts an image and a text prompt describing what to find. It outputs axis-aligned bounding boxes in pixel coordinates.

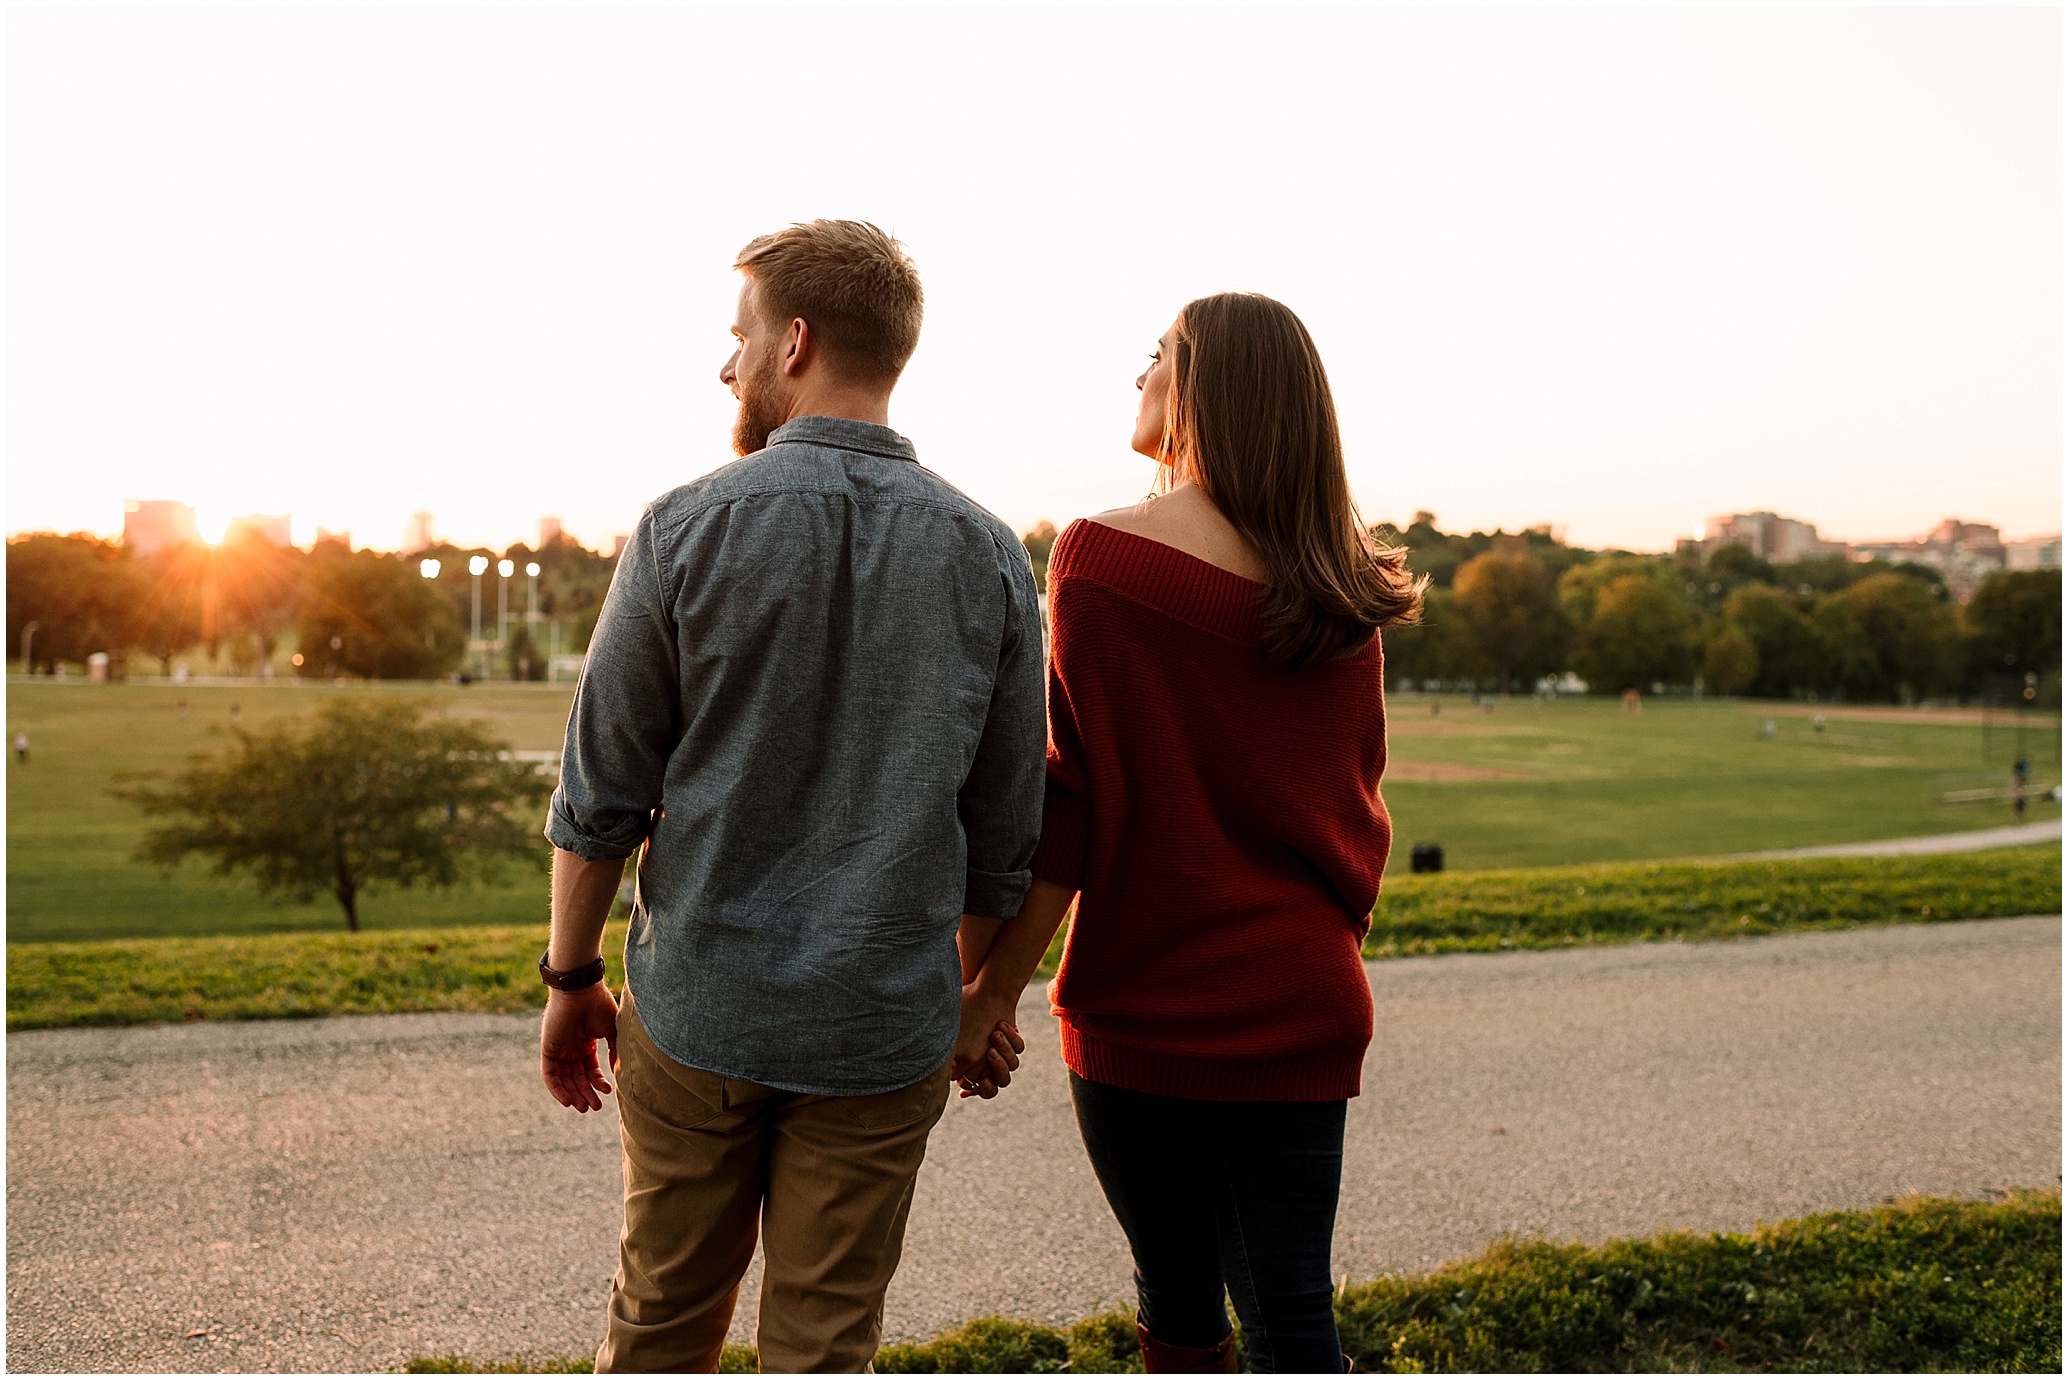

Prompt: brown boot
[1136,1316,1238,1373]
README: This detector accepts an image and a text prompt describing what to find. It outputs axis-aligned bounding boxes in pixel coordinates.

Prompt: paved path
[1727,818,2060,859]
[8,917,2059,1373]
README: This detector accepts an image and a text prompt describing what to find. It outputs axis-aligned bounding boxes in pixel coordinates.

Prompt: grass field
[11,852,2054,1031]
[404,1190,2061,1373]
[4,680,2059,943]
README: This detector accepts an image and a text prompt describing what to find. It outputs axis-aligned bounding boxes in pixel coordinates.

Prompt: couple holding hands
[539,220,1421,1373]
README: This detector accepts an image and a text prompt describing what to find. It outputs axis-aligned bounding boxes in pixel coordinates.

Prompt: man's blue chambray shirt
[546,416,1047,1096]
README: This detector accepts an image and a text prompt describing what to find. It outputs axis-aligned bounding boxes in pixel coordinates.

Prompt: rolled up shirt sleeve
[956,535,1048,920]
[546,511,683,861]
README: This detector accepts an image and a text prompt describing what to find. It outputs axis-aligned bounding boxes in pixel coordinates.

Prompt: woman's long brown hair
[1162,292,1424,670]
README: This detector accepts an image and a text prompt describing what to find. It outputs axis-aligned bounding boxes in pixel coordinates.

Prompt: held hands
[540,982,620,1113]
[952,981,1025,1100]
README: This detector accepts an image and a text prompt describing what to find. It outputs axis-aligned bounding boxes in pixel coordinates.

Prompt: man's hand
[953,983,1025,1100]
[541,983,620,1113]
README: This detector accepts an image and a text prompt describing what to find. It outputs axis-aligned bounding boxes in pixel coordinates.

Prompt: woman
[956,293,1422,1373]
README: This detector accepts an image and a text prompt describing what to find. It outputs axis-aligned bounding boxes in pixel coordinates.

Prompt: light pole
[497,559,514,676]
[525,561,542,682]
[418,560,442,678]
[468,555,488,677]
[19,621,39,675]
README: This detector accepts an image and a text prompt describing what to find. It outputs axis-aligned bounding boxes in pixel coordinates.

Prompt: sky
[6,6,2060,555]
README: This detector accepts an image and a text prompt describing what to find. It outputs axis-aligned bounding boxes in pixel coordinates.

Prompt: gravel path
[8,916,2059,1373]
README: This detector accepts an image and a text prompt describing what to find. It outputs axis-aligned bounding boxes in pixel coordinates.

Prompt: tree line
[5,530,621,680]
[8,513,2058,703]
[1376,513,2061,704]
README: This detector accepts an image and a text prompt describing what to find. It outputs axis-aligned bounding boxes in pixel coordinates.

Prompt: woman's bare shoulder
[1084,497,1162,534]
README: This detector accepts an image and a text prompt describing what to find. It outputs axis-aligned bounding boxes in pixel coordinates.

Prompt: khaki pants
[598,990,951,1374]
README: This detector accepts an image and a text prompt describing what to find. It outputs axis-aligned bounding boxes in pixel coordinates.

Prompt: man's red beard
[730,350,786,457]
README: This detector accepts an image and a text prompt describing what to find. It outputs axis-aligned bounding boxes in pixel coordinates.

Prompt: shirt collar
[767,415,917,462]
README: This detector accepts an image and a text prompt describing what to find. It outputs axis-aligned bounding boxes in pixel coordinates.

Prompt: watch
[539,950,607,993]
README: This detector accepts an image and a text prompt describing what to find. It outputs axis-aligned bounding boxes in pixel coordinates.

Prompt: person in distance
[955,293,1422,1374]
[539,220,1043,1373]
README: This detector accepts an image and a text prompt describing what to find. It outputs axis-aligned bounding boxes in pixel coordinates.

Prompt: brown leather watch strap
[539,950,607,992]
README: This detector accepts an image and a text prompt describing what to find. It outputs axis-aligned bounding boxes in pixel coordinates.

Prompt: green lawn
[4,681,2059,943]
[1379,692,2059,871]
[405,1190,2060,1373]
[12,852,2054,1032]
[5,681,571,942]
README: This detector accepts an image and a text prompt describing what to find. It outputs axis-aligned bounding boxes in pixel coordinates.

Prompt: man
[539,220,1046,1373]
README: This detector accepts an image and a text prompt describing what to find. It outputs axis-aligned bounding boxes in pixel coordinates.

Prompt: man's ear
[779,317,811,377]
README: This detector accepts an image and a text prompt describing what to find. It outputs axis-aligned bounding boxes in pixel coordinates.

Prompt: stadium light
[467,556,489,576]
[419,558,441,579]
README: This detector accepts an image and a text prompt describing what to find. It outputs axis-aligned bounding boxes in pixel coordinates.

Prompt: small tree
[1452,549,1568,694]
[117,697,551,931]
[1702,623,1759,696]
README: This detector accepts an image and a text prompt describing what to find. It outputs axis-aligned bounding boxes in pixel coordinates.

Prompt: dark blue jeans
[1069,1073,1348,1374]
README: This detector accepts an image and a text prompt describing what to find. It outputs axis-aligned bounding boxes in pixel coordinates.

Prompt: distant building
[314,526,353,550]
[226,513,291,547]
[122,500,200,555]
[539,516,564,548]
[402,511,437,553]
[1852,518,2007,601]
[611,533,631,558]
[1697,512,1849,564]
[2004,536,2061,572]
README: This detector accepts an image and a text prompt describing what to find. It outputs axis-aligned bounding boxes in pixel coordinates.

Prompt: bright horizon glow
[6,9,2059,555]
[195,509,233,547]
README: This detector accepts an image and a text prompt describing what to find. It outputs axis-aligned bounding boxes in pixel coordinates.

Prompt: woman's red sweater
[1030,519,1393,1103]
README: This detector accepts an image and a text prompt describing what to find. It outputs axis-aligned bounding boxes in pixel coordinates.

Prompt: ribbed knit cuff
[1060,1021,1366,1102]
[1029,785,1091,889]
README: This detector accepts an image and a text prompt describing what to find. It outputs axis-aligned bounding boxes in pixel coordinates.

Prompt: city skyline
[7,8,2058,553]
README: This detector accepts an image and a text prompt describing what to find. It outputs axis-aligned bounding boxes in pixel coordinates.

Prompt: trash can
[1410,843,1444,874]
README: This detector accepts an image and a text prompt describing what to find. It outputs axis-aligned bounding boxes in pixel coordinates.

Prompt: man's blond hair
[734,221,923,385]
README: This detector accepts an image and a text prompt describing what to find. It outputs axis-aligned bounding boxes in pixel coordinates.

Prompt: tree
[1706,544,1776,589]
[1964,569,2061,688]
[131,543,210,675]
[1703,623,1759,696]
[214,532,305,672]
[298,548,466,680]
[1569,573,1697,694]
[6,533,142,670]
[1718,584,1822,698]
[1813,572,1958,701]
[1381,585,1474,687]
[117,697,552,930]
[1023,521,1059,593]
[1451,549,1568,694]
